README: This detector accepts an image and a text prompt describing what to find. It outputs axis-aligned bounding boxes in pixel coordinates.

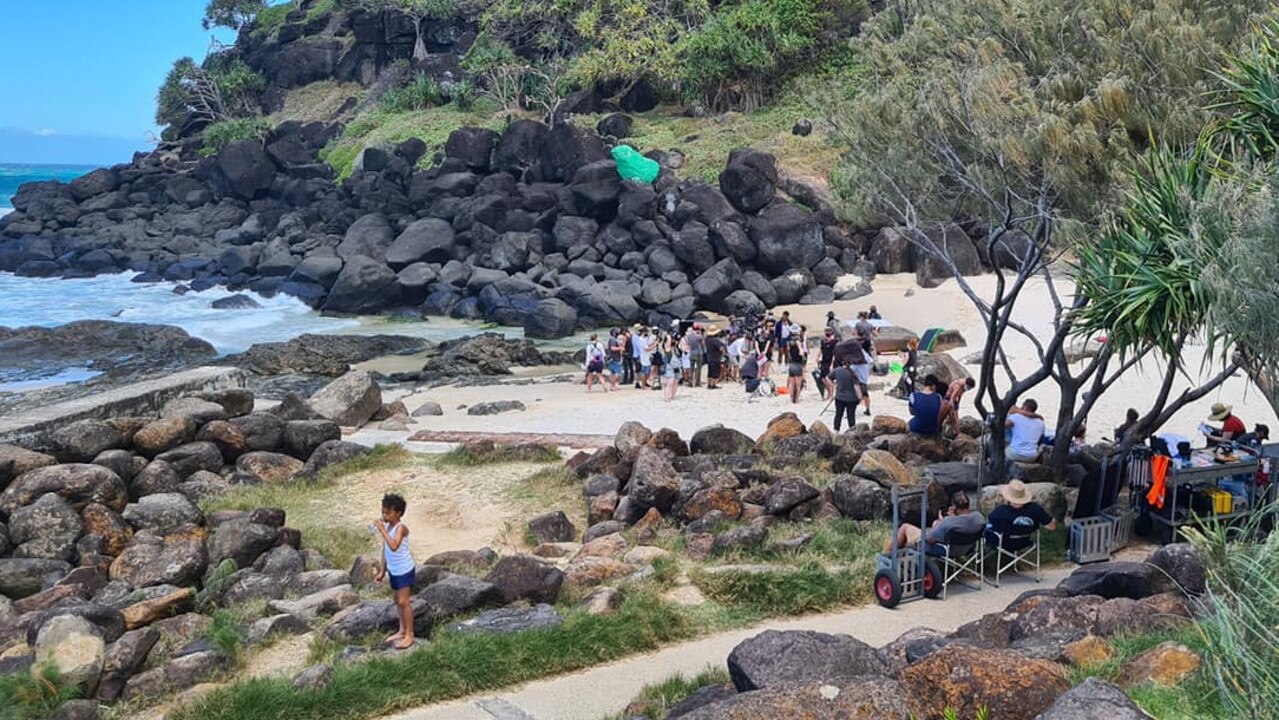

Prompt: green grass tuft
[0,663,81,720]
[168,589,693,720]
[691,561,870,615]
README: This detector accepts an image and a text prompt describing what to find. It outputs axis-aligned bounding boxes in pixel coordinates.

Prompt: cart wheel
[923,561,943,599]
[874,570,902,608]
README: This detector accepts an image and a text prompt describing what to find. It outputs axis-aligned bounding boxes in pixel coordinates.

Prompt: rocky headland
[0,2,999,339]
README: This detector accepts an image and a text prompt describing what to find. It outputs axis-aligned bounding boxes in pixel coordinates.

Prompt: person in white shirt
[727,334,745,382]
[584,334,608,393]
[1005,399,1046,462]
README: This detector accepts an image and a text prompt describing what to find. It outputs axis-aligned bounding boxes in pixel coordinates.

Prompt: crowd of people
[578,307,969,435]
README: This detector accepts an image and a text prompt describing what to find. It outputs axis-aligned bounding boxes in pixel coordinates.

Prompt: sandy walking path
[386,567,1071,720]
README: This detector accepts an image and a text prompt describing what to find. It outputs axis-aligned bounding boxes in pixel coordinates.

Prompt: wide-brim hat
[707,324,722,335]
[1209,403,1233,421]
[1000,480,1033,505]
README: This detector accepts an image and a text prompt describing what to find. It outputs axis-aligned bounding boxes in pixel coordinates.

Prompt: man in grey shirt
[884,492,985,557]
[830,359,862,432]
[686,325,706,387]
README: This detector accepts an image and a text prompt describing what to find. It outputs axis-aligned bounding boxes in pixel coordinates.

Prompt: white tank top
[382,522,414,575]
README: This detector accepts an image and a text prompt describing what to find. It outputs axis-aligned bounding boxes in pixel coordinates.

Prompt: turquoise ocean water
[0,162,98,213]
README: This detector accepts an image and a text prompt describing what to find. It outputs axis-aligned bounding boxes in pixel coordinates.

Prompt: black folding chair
[931,527,985,599]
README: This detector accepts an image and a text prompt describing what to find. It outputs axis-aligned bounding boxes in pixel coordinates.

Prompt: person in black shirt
[1113,408,1138,443]
[705,325,727,389]
[985,480,1056,551]
[830,358,862,432]
[818,327,837,399]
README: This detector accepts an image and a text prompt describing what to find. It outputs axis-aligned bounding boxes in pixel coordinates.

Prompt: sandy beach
[360,273,1276,447]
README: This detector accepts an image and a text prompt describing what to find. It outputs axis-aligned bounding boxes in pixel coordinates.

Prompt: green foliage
[204,0,266,31]
[433,443,562,467]
[319,104,503,180]
[381,73,442,111]
[1211,17,1279,164]
[605,667,731,720]
[209,57,267,114]
[197,558,241,612]
[0,663,80,720]
[200,117,272,156]
[450,79,477,109]
[1071,142,1229,359]
[828,0,1269,226]
[679,0,860,111]
[251,1,295,37]
[208,609,246,658]
[156,57,203,128]
[692,562,869,614]
[1182,506,1279,719]
[1065,626,1223,719]
[167,589,693,720]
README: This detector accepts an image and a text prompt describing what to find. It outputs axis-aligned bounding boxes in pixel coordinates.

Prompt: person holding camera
[883,491,985,556]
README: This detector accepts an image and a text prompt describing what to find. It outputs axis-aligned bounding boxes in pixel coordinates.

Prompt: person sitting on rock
[985,480,1056,551]
[908,374,947,436]
[884,491,985,556]
[945,377,976,434]
[1006,399,1046,463]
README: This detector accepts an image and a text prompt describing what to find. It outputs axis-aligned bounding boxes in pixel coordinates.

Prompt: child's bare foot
[385,632,403,644]
[395,636,415,649]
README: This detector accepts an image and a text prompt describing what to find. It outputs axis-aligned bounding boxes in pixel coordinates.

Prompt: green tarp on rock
[611,145,659,184]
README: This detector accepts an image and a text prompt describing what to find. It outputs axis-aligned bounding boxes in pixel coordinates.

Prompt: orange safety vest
[1146,454,1171,509]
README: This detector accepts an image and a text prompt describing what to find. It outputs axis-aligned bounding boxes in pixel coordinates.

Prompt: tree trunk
[985,407,1010,485]
[1047,393,1078,484]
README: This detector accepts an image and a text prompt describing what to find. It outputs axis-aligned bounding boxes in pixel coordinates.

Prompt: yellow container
[1210,489,1233,514]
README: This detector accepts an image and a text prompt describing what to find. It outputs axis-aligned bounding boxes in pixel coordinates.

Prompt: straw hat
[707,324,722,335]
[1208,403,1233,421]
[1000,480,1033,505]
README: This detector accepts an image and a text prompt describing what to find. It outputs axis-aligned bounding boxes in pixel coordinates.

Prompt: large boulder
[216,141,275,200]
[97,627,160,702]
[830,475,890,521]
[629,446,680,513]
[122,494,203,535]
[49,419,125,463]
[869,227,913,274]
[386,218,456,268]
[523,298,578,339]
[207,518,278,569]
[1034,677,1153,720]
[9,493,82,560]
[322,255,401,313]
[234,452,304,484]
[899,645,1070,720]
[692,258,743,311]
[298,440,372,478]
[336,213,395,262]
[154,442,223,479]
[282,420,341,460]
[719,149,778,214]
[307,370,382,427]
[763,479,820,517]
[1144,543,1206,596]
[852,450,916,487]
[445,126,500,172]
[727,630,890,692]
[1057,562,1159,600]
[484,555,564,604]
[1,464,128,514]
[679,678,912,720]
[0,558,72,599]
[416,574,504,618]
[132,417,198,457]
[33,615,105,690]
[226,412,286,453]
[0,445,56,485]
[749,203,824,275]
[110,531,207,589]
[690,425,756,455]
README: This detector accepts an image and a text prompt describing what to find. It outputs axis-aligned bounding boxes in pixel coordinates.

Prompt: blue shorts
[389,568,416,591]
[608,360,622,376]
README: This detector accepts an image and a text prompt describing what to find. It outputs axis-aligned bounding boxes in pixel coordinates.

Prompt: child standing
[374,493,415,649]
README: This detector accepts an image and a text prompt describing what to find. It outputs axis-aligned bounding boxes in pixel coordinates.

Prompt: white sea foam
[0,272,359,354]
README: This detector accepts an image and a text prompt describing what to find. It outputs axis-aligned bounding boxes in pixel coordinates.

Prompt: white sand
[378,273,1275,445]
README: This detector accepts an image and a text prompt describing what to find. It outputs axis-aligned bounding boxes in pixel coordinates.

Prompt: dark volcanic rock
[727,630,889,691]
[226,333,428,376]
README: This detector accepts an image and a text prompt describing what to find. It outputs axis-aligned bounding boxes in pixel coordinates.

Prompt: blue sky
[0,0,234,164]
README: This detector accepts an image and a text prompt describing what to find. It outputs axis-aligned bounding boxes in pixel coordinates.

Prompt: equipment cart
[1129,444,1268,544]
[873,485,943,608]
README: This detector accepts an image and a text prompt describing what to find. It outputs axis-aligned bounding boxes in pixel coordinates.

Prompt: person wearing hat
[705,325,726,389]
[985,480,1056,552]
[1204,402,1245,446]
[825,310,841,337]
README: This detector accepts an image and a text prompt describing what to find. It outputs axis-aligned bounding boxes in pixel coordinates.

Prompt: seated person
[1113,407,1139,443]
[884,491,985,557]
[985,480,1057,550]
[1006,399,1046,463]
[1237,423,1271,448]
[1203,403,1246,446]
[908,374,947,436]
